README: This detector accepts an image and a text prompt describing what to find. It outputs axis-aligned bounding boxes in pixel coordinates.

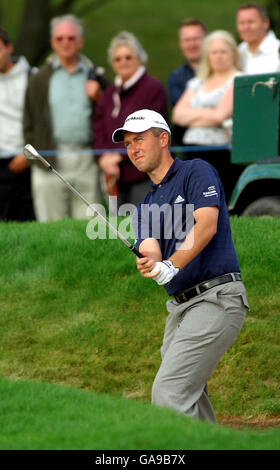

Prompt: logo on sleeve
[203,186,218,198]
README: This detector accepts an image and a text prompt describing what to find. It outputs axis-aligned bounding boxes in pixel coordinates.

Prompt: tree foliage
[0,0,279,67]
[0,0,112,65]
[266,0,280,37]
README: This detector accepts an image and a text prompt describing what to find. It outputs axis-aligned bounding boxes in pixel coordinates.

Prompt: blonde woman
[172,30,242,199]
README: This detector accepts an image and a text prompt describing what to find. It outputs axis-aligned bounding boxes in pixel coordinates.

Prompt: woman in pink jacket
[93,31,168,205]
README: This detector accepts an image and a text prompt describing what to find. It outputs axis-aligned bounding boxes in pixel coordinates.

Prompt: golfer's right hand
[136,255,160,279]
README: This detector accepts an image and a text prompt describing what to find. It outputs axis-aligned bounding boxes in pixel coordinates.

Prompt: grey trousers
[152,281,249,422]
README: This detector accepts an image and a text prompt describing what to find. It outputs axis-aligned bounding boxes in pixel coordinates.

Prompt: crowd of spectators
[0,2,279,221]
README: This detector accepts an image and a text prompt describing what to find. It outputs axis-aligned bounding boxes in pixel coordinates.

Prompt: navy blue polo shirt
[133,158,240,296]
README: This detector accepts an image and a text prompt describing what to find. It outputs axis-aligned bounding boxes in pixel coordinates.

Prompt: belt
[174,272,242,304]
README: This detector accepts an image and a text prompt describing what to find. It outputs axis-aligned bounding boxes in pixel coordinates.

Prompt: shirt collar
[114,65,146,89]
[52,54,86,73]
[243,30,278,55]
[151,158,183,191]
[183,61,195,73]
[258,30,279,54]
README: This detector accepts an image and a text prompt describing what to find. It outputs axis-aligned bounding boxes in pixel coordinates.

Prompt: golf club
[23,144,144,258]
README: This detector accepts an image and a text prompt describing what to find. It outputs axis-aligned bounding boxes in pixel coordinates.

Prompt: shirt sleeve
[132,201,161,249]
[186,77,201,92]
[132,206,145,249]
[185,159,222,210]
[144,80,169,120]
[93,91,110,151]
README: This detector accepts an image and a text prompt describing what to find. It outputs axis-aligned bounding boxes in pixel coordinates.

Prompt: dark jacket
[167,62,194,107]
[167,62,195,146]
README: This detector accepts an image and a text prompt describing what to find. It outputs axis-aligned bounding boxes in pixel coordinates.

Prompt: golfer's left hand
[150,261,179,285]
[136,255,158,278]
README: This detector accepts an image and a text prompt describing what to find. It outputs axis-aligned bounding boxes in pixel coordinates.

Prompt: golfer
[112,109,249,422]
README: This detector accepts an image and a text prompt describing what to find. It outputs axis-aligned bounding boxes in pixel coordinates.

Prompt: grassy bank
[1,377,280,450]
[0,216,279,429]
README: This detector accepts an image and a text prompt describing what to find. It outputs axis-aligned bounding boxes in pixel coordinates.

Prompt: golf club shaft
[24,145,143,258]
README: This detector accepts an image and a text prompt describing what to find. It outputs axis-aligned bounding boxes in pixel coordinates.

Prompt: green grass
[1,377,280,450]
[210,217,280,419]
[0,216,279,430]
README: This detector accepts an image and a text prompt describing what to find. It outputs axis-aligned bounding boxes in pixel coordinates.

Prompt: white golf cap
[112,109,171,143]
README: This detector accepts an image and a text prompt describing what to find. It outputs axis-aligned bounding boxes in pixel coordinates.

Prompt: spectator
[236,2,280,74]
[167,18,208,145]
[172,30,242,201]
[93,31,168,206]
[23,15,110,222]
[0,27,35,221]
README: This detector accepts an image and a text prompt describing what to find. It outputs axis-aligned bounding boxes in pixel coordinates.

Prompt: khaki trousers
[31,146,101,222]
[152,281,249,422]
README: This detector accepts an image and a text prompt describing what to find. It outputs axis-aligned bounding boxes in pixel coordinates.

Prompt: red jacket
[93,72,168,184]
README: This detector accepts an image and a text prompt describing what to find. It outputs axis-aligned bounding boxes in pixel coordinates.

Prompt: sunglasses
[113,55,134,63]
[54,36,77,42]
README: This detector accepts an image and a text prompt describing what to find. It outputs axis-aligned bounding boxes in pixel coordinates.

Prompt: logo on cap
[112,109,171,143]
[125,116,145,122]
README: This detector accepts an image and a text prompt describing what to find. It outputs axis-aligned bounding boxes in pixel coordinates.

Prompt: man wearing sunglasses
[23,14,110,222]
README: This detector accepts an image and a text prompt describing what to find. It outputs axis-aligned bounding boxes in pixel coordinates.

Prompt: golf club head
[23,144,40,160]
[24,144,52,169]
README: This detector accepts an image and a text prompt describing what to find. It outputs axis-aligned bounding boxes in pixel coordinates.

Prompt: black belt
[174,273,242,304]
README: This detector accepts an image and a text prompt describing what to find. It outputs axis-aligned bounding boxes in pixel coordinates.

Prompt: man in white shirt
[0,27,35,221]
[236,2,280,74]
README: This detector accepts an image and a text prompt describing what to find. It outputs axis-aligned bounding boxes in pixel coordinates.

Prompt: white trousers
[152,281,249,422]
[31,146,101,222]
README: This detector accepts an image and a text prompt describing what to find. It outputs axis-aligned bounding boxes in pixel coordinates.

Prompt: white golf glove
[150,260,179,285]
